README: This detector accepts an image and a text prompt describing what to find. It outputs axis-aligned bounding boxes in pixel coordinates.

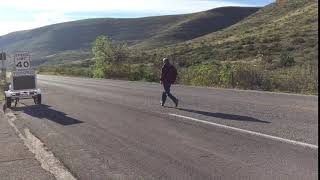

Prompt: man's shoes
[174,99,179,107]
[160,101,164,107]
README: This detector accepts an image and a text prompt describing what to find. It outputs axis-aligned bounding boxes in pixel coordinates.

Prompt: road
[8,75,318,179]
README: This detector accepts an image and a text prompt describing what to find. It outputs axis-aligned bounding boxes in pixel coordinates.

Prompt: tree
[92,36,113,78]
[91,35,129,78]
[113,43,129,64]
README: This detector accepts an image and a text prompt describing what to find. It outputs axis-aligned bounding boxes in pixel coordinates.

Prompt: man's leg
[14,98,19,107]
[161,83,168,106]
[161,91,167,106]
[164,83,178,107]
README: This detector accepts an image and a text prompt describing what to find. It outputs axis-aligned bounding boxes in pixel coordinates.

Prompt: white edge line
[169,113,318,150]
[5,112,77,180]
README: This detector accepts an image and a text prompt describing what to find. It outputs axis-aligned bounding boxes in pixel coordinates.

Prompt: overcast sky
[0,0,274,36]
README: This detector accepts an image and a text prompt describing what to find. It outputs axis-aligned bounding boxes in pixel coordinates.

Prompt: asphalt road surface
[9,75,318,180]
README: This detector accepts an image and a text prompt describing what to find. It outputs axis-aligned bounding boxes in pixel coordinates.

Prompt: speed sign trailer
[4,52,42,108]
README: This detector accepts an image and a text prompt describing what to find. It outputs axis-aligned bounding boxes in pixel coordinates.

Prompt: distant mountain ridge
[0,6,260,65]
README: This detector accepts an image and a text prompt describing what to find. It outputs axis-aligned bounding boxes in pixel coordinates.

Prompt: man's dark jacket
[160,63,177,84]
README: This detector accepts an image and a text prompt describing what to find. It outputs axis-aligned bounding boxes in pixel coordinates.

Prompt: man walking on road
[160,58,178,107]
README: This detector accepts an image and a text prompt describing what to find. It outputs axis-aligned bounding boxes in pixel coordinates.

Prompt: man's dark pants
[162,82,177,105]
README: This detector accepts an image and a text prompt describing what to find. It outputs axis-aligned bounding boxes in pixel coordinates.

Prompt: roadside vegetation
[38,0,318,95]
[39,34,318,95]
[0,78,10,100]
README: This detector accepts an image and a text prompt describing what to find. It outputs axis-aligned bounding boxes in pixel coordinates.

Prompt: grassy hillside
[0,7,259,65]
[162,0,318,67]
[143,0,317,94]
[133,7,259,49]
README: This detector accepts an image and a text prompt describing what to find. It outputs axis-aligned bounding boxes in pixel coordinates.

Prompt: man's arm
[160,66,165,83]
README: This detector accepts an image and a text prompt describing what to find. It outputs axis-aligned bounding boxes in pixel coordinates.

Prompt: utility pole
[0,51,7,93]
[0,52,6,82]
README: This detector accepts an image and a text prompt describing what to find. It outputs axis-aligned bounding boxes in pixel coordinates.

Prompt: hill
[133,7,260,49]
[0,7,259,65]
[117,0,317,94]
[163,0,318,67]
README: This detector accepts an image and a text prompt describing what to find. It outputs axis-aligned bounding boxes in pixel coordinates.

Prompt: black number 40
[16,61,30,68]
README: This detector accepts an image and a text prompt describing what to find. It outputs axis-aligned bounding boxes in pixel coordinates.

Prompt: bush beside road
[38,60,318,95]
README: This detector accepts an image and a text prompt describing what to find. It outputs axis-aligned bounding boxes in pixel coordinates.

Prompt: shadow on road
[11,104,83,126]
[167,107,270,124]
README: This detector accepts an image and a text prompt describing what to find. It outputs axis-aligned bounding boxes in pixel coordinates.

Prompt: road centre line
[169,113,318,150]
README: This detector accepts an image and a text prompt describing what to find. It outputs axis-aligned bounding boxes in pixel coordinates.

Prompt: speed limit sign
[14,52,31,70]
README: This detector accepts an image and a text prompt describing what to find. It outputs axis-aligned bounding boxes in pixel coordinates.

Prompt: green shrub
[271,65,318,94]
[189,65,220,86]
[279,51,295,67]
[219,62,233,87]
[142,67,159,82]
[232,63,272,90]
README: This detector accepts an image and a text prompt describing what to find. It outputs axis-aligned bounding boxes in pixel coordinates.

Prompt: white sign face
[14,52,31,70]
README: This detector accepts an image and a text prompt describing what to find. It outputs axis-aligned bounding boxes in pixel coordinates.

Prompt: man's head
[163,58,169,65]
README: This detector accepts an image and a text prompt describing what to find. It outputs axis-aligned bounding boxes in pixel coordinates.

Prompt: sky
[0,0,274,36]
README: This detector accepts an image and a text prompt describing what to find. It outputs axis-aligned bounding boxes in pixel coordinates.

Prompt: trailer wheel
[36,94,42,105]
[6,97,12,108]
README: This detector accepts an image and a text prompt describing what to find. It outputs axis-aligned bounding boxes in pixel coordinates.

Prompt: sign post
[0,52,6,61]
[0,52,6,82]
